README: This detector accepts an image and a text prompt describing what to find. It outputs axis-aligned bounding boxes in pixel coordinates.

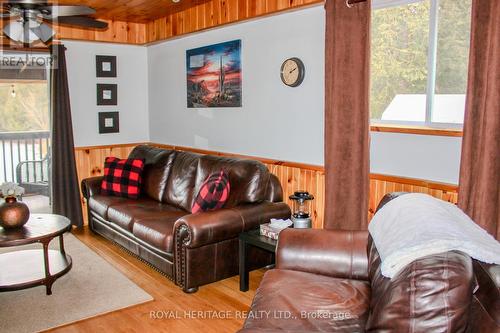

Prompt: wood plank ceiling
[54,0,213,23]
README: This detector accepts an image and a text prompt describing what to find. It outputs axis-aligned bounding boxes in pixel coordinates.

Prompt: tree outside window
[371,0,472,126]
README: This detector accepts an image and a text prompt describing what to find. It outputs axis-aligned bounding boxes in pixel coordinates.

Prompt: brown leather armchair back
[367,192,500,333]
[366,236,475,332]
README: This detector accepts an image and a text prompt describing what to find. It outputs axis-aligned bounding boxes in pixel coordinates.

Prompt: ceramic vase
[0,196,30,229]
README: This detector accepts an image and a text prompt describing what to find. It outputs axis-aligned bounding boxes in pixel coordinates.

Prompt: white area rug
[0,233,153,333]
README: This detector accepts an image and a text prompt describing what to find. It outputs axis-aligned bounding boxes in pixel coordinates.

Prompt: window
[370,0,472,127]
[0,81,49,132]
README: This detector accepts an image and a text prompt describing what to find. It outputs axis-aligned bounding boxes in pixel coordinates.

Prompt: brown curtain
[458,0,500,239]
[50,44,83,228]
[324,0,371,230]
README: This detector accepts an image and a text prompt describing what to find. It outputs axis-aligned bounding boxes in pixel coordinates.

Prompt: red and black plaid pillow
[101,157,145,199]
[192,170,231,214]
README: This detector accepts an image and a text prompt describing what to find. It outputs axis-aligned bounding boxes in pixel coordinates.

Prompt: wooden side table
[238,228,277,292]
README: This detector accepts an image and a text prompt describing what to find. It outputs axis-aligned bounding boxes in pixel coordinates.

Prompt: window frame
[370,0,468,130]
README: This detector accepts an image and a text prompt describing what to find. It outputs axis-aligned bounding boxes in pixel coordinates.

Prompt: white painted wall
[148,7,325,165]
[370,132,462,184]
[64,40,149,147]
[147,6,462,184]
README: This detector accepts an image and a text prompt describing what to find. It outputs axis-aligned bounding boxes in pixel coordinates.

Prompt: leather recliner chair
[240,193,500,332]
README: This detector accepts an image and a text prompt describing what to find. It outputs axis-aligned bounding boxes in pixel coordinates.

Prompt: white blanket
[368,193,500,278]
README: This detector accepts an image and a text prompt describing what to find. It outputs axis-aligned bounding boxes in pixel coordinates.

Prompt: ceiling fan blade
[30,22,54,42]
[3,20,39,43]
[53,16,108,29]
[40,5,95,18]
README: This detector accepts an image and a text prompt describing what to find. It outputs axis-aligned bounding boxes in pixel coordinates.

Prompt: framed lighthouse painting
[186,40,242,108]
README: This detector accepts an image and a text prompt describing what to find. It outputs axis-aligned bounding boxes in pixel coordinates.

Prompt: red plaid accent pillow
[101,157,145,199]
[192,170,231,213]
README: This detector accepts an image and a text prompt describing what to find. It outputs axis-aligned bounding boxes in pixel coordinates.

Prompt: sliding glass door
[0,52,51,213]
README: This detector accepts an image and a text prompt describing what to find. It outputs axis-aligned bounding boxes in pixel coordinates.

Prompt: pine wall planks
[52,0,323,44]
[75,143,459,228]
[55,20,147,44]
[146,0,323,43]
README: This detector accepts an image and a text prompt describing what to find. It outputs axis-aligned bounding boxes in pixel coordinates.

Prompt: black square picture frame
[96,55,117,77]
[98,112,120,134]
[97,84,117,105]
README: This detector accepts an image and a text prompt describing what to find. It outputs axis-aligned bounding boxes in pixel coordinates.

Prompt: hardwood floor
[49,227,263,333]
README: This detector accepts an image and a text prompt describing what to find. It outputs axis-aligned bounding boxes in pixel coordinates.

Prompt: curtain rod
[346,0,368,8]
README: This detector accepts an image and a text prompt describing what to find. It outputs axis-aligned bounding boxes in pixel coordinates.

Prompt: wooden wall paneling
[238,0,248,19]
[367,176,459,221]
[74,143,458,229]
[227,0,240,22]
[253,0,268,16]
[262,163,325,229]
[47,0,325,44]
[194,3,204,30]
[55,20,147,44]
[184,6,196,33]
[145,0,324,43]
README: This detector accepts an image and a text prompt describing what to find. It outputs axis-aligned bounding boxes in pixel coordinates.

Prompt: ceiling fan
[1,0,108,44]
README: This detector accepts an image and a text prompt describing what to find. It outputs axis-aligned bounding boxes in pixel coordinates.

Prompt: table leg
[41,240,53,295]
[239,238,249,292]
[59,235,66,255]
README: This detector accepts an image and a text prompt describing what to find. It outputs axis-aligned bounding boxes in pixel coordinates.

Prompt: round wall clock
[280,57,305,87]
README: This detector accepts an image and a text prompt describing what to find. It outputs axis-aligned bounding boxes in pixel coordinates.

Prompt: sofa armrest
[276,228,369,281]
[81,176,104,199]
[174,201,291,249]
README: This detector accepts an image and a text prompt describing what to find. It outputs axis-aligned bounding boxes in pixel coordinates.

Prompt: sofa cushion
[162,151,201,211]
[101,157,145,199]
[107,200,185,233]
[128,145,176,201]
[366,236,474,332]
[132,214,185,253]
[192,169,230,213]
[88,194,141,220]
[242,269,370,332]
[195,155,271,208]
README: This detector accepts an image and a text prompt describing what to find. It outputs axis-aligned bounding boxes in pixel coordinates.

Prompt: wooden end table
[0,214,72,295]
[239,228,277,292]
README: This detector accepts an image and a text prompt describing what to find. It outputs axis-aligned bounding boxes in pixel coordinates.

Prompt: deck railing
[0,131,50,187]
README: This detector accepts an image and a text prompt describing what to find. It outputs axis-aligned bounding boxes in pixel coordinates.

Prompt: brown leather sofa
[241,193,500,332]
[81,145,290,293]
